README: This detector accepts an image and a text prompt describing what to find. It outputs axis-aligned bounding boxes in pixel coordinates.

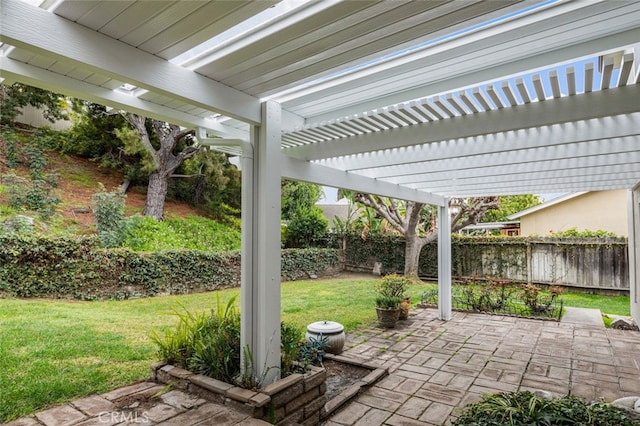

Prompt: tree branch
[355,193,406,234]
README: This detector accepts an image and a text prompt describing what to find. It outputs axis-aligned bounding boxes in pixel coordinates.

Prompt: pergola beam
[281,156,445,206]
[0,0,262,124]
[0,58,247,139]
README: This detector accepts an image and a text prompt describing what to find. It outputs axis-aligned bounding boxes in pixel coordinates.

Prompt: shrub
[1,129,61,220]
[122,215,241,252]
[454,391,637,426]
[0,233,340,300]
[375,273,410,299]
[283,206,328,248]
[150,299,306,387]
[92,189,127,248]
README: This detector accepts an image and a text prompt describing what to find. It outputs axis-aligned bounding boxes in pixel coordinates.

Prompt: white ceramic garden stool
[306,320,345,355]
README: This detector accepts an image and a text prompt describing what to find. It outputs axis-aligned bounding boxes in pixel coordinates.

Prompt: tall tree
[281,180,328,248]
[354,195,499,279]
[481,194,542,223]
[120,113,200,220]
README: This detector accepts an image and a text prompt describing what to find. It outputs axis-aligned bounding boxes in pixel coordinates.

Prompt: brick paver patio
[323,308,640,425]
[7,308,640,426]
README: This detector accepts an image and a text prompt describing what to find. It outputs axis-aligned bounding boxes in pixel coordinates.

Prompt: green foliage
[549,227,619,238]
[0,233,339,300]
[281,180,328,248]
[0,83,69,125]
[150,296,241,383]
[283,206,328,248]
[2,129,20,168]
[168,150,242,221]
[421,280,563,320]
[281,248,340,281]
[481,194,542,223]
[150,298,304,386]
[55,103,126,159]
[114,125,156,174]
[123,215,241,252]
[281,180,323,221]
[519,283,557,315]
[1,129,61,219]
[454,391,638,426]
[375,295,403,309]
[92,189,127,248]
[298,333,329,367]
[373,274,409,309]
[280,322,305,376]
[375,273,409,298]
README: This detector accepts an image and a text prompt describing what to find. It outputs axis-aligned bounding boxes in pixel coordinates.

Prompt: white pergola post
[627,186,640,324]
[241,100,282,385]
[437,201,452,321]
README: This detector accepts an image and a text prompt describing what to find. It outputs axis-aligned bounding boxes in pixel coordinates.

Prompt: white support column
[437,201,452,321]
[241,101,282,385]
[627,187,640,324]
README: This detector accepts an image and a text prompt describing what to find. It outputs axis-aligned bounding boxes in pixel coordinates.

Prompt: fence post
[526,239,533,284]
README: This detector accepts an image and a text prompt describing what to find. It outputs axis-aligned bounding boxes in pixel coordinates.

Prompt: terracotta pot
[398,297,411,320]
[376,307,400,328]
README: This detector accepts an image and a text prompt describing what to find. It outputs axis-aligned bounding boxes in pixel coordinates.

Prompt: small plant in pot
[398,296,411,320]
[375,296,403,328]
[374,274,410,328]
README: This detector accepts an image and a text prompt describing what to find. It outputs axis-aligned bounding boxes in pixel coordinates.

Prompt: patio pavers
[7,308,640,426]
[324,308,640,425]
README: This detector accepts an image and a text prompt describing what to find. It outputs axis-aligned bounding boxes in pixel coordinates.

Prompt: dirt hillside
[2,149,202,233]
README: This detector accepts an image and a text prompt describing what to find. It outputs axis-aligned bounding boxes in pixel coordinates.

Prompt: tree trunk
[404,235,427,280]
[143,171,168,220]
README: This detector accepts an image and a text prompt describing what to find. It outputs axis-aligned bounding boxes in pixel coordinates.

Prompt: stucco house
[509,190,628,237]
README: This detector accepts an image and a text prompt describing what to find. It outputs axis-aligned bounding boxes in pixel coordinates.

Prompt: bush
[122,215,241,252]
[1,129,61,220]
[150,298,306,387]
[454,391,638,426]
[375,273,410,299]
[0,234,340,300]
[92,189,127,247]
[283,206,328,248]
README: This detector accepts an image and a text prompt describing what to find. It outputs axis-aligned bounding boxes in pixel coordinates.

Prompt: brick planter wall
[151,362,327,425]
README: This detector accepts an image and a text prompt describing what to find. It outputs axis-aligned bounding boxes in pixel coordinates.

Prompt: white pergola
[2,0,640,384]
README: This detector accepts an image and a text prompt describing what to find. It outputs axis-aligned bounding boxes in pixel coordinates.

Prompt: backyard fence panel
[343,235,629,292]
[529,240,628,291]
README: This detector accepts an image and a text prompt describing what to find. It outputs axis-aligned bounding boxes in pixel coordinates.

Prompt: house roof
[508,192,587,219]
[2,0,640,202]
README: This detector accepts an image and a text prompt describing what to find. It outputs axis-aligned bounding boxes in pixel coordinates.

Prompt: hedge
[0,234,341,300]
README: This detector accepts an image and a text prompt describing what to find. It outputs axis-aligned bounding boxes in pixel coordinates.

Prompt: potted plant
[398,296,411,320]
[374,274,410,328]
[375,295,403,327]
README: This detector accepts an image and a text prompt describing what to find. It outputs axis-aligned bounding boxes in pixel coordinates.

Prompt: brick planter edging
[321,353,388,419]
[150,355,387,425]
[151,362,327,425]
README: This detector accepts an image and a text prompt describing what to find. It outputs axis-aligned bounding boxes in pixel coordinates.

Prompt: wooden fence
[343,236,629,292]
[451,238,628,292]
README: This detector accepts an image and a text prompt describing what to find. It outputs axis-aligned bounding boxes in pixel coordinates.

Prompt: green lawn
[0,277,631,421]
